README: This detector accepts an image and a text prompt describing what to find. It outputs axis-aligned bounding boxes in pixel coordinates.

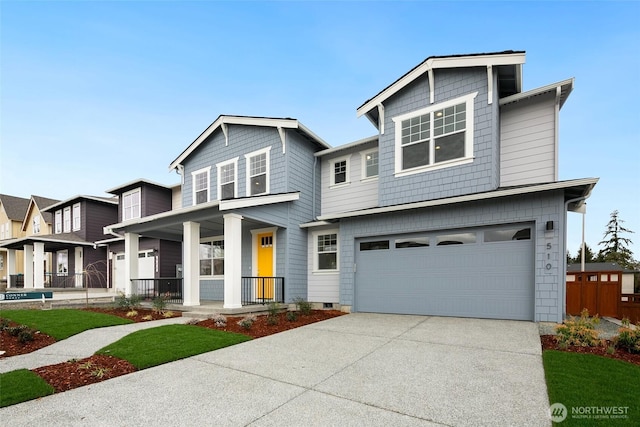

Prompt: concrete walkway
[0,314,551,426]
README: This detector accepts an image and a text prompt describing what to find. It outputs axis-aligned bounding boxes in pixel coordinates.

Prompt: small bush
[7,325,32,338]
[286,311,298,322]
[126,310,138,318]
[115,293,142,310]
[615,322,640,354]
[18,329,35,344]
[78,361,95,370]
[212,314,227,328]
[237,314,257,330]
[162,311,175,318]
[152,294,168,314]
[90,367,110,379]
[0,318,10,331]
[293,297,312,315]
[267,315,278,325]
[142,315,153,321]
[555,308,600,347]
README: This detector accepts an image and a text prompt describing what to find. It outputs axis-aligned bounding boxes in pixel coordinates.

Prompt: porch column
[183,221,200,306]
[33,242,45,288]
[7,249,16,288]
[124,232,139,296]
[223,213,243,309]
[23,244,34,289]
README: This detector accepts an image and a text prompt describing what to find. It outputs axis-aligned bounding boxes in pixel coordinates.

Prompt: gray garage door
[354,224,534,320]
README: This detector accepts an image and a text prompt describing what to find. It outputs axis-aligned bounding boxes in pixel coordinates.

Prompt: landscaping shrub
[293,297,312,315]
[237,314,257,330]
[115,293,142,310]
[17,329,34,344]
[614,318,640,354]
[267,302,279,325]
[211,314,227,328]
[152,294,168,314]
[286,311,298,322]
[555,309,600,347]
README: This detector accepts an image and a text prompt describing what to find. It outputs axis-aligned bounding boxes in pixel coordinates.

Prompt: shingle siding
[82,202,118,243]
[142,185,172,217]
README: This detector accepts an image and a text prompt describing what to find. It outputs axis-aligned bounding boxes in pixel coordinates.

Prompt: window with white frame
[72,203,81,231]
[199,238,224,276]
[123,189,141,221]
[33,215,41,234]
[362,149,379,179]
[393,92,477,175]
[315,232,338,271]
[192,167,211,205]
[216,158,238,200]
[63,207,71,233]
[57,250,68,274]
[330,156,350,186]
[245,147,270,196]
[55,210,62,234]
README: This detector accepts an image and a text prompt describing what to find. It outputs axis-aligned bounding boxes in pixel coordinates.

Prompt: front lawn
[97,324,251,369]
[0,369,54,407]
[543,350,640,426]
[0,309,132,340]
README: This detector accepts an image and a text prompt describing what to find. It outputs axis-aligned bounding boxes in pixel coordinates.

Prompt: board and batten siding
[307,225,340,303]
[500,93,557,186]
[321,150,378,216]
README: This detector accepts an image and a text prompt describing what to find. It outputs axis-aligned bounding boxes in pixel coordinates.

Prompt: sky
[1,1,639,258]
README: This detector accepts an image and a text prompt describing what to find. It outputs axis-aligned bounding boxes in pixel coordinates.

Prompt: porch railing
[132,278,183,304]
[7,273,96,289]
[241,277,285,305]
[9,275,24,288]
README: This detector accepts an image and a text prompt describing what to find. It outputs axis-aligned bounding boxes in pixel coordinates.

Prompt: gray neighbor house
[105,50,597,323]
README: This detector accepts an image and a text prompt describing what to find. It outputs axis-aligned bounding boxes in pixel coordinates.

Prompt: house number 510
[546,243,552,270]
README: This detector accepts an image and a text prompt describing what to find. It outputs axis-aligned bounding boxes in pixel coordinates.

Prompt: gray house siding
[378,68,498,206]
[82,202,118,243]
[159,240,182,278]
[307,224,340,303]
[500,92,557,186]
[141,185,172,218]
[337,191,566,322]
[83,246,108,287]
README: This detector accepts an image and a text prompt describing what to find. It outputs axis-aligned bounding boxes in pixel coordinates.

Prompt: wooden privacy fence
[620,294,640,324]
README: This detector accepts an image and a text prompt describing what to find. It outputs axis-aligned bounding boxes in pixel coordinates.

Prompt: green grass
[0,369,54,407]
[0,309,132,340]
[97,324,251,369]
[543,350,640,426]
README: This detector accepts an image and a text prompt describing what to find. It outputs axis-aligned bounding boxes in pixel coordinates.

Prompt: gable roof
[0,194,31,221]
[500,78,574,110]
[22,195,60,230]
[169,115,331,170]
[106,179,176,195]
[357,50,526,118]
[314,135,378,158]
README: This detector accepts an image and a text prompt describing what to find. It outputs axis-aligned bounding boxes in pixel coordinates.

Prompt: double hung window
[192,167,211,205]
[123,189,141,220]
[245,147,270,196]
[199,239,224,276]
[216,158,238,200]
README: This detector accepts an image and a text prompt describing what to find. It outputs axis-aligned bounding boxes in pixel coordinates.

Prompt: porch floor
[172,301,290,319]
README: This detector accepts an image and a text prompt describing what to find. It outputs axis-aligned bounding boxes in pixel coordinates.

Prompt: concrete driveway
[1,314,550,426]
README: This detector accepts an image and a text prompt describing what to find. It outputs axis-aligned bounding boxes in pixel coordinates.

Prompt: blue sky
[1,1,639,258]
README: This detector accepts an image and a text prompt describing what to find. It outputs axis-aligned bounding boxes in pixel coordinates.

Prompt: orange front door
[256,232,274,299]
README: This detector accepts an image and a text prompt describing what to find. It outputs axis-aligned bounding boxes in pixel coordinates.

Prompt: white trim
[361,148,379,180]
[245,146,271,196]
[199,235,225,279]
[216,157,239,201]
[54,210,62,234]
[315,135,378,158]
[487,65,493,105]
[191,166,211,206]
[299,220,333,229]
[428,68,435,104]
[357,52,526,116]
[330,155,351,187]
[219,192,299,211]
[311,229,339,273]
[221,122,229,146]
[72,203,81,231]
[277,127,286,154]
[499,78,574,108]
[377,104,385,134]
[317,178,599,221]
[122,188,141,221]
[63,206,71,233]
[393,92,477,176]
[105,178,174,195]
[250,227,278,278]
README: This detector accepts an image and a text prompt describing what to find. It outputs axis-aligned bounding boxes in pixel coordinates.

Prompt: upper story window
[123,189,141,221]
[245,147,271,196]
[55,210,62,234]
[362,149,379,179]
[216,158,238,201]
[33,215,41,234]
[393,92,477,177]
[63,207,71,233]
[330,156,350,187]
[72,203,81,231]
[192,167,211,205]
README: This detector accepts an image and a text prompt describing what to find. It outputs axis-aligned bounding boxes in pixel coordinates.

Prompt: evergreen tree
[597,210,635,269]
[571,243,597,264]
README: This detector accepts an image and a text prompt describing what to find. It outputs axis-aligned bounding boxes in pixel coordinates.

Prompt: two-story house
[105,50,597,323]
[0,194,31,286]
[1,195,118,288]
[98,179,182,294]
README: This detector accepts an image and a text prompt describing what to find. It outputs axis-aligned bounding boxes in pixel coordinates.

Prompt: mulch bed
[0,319,58,357]
[540,335,640,366]
[81,307,182,322]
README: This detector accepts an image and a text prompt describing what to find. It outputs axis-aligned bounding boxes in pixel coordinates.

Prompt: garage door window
[484,227,531,242]
[436,232,476,246]
[395,237,429,248]
[317,233,338,271]
[360,241,390,251]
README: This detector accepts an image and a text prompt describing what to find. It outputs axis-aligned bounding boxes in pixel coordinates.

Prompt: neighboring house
[567,262,637,296]
[98,179,182,294]
[104,50,597,322]
[0,194,31,284]
[0,195,118,288]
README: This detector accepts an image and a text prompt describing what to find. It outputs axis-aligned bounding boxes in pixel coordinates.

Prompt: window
[123,189,141,220]
[33,215,41,234]
[72,203,81,231]
[393,92,477,175]
[316,232,338,271]
[360,240,390,251]
[330,156,350,186]
[192,167,211,205]
[55,210,62,234]
[484,227,531,242]
[199,239,224,276]
[395,237,429,248]
[216,158,238,200]
[362,149,379,179]
[63,207,71,233]
[57,250,68,274]
[0,254,4,270]
[245,147,270,196]
[436,232,476,246]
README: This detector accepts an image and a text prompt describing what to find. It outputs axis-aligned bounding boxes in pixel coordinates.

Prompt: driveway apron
[0,314,550,426]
